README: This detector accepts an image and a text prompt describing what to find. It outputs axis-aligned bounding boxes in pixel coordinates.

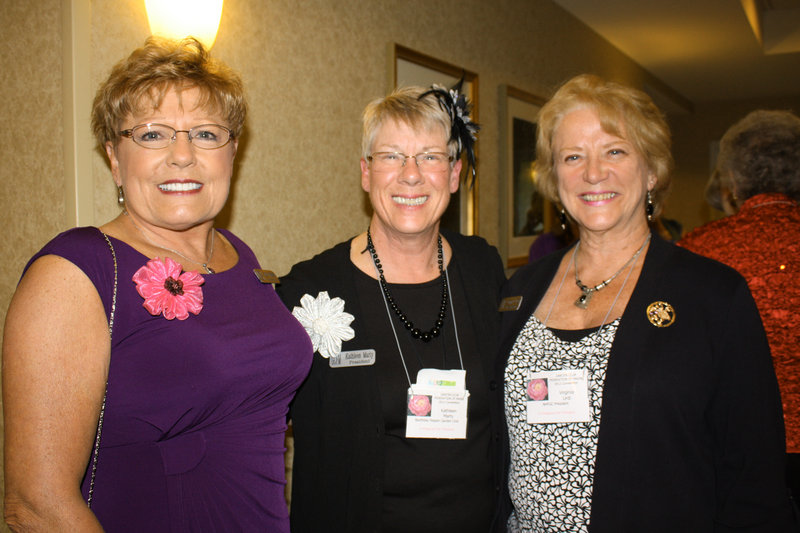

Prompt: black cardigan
[278,230,506,533]
[493,233,795,532]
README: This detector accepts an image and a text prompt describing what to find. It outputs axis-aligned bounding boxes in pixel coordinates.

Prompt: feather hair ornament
[419,78,480,186]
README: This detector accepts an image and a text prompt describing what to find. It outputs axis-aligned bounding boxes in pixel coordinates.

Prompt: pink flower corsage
[132,257,204,320]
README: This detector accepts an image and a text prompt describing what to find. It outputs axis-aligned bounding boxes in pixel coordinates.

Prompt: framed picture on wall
[394,44,478,235]
[499,85,550,268]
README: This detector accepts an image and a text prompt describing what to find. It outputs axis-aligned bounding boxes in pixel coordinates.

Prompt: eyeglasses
[367,151,453,172]
[118,123,234,150]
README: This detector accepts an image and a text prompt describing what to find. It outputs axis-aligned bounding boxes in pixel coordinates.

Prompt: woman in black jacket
[279,84,506,533]
[496,74,794,532]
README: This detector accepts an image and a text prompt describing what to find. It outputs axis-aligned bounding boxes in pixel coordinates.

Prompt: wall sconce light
[144,0,224,49]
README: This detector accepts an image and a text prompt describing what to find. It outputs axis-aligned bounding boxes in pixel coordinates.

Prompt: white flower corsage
[292,291,355,358]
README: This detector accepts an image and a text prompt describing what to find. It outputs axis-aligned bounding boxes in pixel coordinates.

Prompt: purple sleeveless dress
[25,227,312,532]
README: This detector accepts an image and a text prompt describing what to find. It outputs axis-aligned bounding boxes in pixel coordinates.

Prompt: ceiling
[552,0,800,108]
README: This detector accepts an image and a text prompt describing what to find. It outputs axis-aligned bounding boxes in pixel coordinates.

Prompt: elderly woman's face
[360,119,461,239]
[105,87,237,232]
[553,106,654,236]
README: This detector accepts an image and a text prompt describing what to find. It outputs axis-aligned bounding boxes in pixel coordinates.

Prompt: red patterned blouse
[679,193,800,452]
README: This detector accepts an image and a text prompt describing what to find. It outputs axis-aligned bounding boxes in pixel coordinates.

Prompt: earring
[559,208,568,231]
[117,185,125,206]
[646,190,654,221]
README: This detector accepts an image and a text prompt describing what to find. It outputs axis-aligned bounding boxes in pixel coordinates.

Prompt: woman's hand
[3,255,108,531]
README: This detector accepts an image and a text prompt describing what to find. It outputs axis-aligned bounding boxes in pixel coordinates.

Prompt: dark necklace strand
[366,227,448,342]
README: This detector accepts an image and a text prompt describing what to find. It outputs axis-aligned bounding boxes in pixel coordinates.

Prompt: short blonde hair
[361,86,456,159]
[91,37,247,146]
[535,74,672,215]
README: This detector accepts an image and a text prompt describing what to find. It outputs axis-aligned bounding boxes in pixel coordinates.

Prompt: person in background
[680,109,800,511]
[2,38,312,531]
[278,84,506,533]
[496,74,795,531]
[527,203,576,263]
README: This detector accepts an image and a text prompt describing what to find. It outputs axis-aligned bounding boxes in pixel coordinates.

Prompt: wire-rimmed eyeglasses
[367,151,453,172]
[118,123,234,150]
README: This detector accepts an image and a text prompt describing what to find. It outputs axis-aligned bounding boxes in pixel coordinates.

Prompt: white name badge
[405,369,469,439]
[329,349,376,368]
[525,368,591,424]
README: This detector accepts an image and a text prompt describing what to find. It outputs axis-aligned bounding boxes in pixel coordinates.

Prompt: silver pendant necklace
[125,211,217,274]
[541,238,644,347]
[573,234,651,309]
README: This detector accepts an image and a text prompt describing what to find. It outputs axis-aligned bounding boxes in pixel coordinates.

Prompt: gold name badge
[499,296,523,312]
[253,269,280,284]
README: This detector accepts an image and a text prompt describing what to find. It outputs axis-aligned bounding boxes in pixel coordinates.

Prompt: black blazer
[495,234,795,532]
[278,230,506,533]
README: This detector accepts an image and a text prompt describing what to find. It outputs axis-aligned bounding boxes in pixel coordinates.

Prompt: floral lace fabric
[504,315,618,532]
[680,193,800,452]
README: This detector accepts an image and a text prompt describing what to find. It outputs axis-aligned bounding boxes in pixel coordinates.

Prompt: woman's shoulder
[651,234,748,292]
[277,239,354,304]
[677,217,735,255]
[443,230,504,271]
[24,227,109,273]
[506,245,567,291]
[443,229,497,255]
[284,239,352,277]
[39,226,106,250]
[443,230,505,286]
[21,226,116,317]
[660,234,736,271]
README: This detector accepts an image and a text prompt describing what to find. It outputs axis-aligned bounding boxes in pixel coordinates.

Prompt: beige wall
[2,0,798,525]
[1,0,66,333]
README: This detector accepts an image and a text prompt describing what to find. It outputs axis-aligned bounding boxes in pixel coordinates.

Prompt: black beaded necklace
[366,227,448,342]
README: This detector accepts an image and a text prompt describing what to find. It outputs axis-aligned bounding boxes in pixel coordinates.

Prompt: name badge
[525,368,591,424]
[253,269,279,284]
[405,369,469,439]
[499,296,523,312]
[329,349,376,368]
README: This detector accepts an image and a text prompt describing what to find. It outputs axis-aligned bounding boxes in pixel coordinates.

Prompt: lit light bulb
[145,0,224,49]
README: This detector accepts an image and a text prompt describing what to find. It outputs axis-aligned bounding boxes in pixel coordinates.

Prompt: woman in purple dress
[2,38,312,531]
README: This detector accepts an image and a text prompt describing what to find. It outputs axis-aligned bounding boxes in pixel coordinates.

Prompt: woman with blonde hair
[3,38,312,531]
[280,84,506,532]
[496,74,794,531]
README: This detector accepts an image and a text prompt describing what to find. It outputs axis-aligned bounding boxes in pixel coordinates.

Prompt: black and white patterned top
[504,314,619,532]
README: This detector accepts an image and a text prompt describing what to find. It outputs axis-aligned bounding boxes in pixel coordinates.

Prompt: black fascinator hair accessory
[419,78,480,185]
